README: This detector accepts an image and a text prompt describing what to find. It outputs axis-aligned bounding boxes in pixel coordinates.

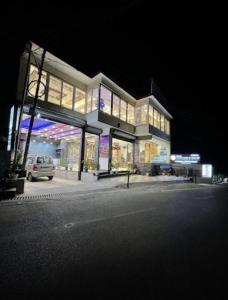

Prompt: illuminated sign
[170,154,200,164]
[202,164,212,178]
[99,135,109,157]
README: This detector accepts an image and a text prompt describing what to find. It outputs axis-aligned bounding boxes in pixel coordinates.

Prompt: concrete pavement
[0,183,228,299]
[19,175,187,197]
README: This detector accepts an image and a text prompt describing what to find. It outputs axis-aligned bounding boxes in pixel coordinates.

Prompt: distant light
[37,113,41,118]
[33,140,36,142]
[170,155,176,161]
[202,164,212,178]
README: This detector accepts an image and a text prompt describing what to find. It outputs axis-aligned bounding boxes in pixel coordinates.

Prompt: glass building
[14,42,172,180]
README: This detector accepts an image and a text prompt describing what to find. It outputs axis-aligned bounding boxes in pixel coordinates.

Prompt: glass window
[74,88,86,113]
[141,104,148,124]
[127,104,135,124]
[84,133,99,171]
[165,119,170,135]
[87,90,92,113]
[112,94,120,118]
[92,88,99,111]
[100,85,111,114]
[160,114,165,131]
[120,100,127,121]
[153,108,158,128]
[139,138,170,164]
[28,65,47,100]
[157,111,161,129]
[48,75,62,105]
[112,138,133,170]
[149,106,153,125]
[62,82,73,110]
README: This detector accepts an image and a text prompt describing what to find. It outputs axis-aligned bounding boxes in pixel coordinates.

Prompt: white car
[26,155,55,182]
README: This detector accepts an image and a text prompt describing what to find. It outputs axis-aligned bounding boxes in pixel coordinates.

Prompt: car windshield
[37,157,44,164]
[44,157,53,164]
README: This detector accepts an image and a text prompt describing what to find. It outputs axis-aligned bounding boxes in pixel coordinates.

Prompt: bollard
[127,170,130,188]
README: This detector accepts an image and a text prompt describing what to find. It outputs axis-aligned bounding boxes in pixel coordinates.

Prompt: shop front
[111,138,133,170]
[19,114,99,180]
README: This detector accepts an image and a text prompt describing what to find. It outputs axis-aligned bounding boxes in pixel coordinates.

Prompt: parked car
[26,155,55,182]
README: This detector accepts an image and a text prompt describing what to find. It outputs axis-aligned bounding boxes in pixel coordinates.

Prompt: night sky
[0,1,227,173]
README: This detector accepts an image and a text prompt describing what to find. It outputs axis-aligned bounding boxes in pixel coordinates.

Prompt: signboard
[202,164,212,178]
[170,154,200,164]
[99,135,109,158]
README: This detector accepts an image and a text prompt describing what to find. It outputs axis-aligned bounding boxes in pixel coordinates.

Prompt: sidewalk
[13,175,188,198]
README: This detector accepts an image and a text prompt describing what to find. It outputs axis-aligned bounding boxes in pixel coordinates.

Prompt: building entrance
[111,138,133,170]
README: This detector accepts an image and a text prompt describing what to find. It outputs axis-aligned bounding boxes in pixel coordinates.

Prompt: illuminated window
[160,114,165,131]
[28,64,47,100]
[112,94,120,118]
[136,104,148,124]
[153,109,158,128]
[157,111,161,129]
[149,106,153,125]
[100,85,111,114]
[120,100,127,121]
[62,82,73,110]
[139,138,170,163]
[92,88,99,111]
[74,88,86,113]
[112,138,133,170]
[48,76,62,105]
[87,90,92,113]
[127,104,135,124]
[165,119,170,135]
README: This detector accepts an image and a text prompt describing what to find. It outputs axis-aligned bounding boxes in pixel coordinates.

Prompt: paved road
[0,183,228,299]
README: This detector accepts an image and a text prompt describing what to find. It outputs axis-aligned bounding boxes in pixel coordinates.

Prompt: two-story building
[14,42,172,180]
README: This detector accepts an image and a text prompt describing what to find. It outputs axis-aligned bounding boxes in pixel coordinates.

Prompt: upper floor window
[149,105,153,125]
[136,104,148,125]
[165,119,170,135]
[92,88,99,111]
[112,94,120,118]
[120,100,127,122]
[48,75,62,105]
[153,108,158,128]
[74,88,86,113]
[100,85,111,114]
[157,111,161,130]
[62,82,73,110]
[160,114,165,131]
[87,90,92,113]
[28,65,47,100]
[127,104,135,125]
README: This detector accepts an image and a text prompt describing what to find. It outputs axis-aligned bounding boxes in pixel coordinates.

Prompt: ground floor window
[20,114,82,176]
[112,138,133,170]
[139,137,170,164]
[84,133,99,171]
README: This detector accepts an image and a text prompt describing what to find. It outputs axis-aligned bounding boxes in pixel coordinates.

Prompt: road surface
[0,183,228,299]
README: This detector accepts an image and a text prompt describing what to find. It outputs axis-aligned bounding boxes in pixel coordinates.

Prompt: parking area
[24,177,84,195]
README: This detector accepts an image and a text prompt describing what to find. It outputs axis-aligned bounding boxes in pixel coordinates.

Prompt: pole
[127,170,130,188]
[13,41,32,172]
[22,47,46,170]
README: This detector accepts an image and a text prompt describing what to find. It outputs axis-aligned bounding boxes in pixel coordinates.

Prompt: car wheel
[48,176,53,180]
[27,173,34,182]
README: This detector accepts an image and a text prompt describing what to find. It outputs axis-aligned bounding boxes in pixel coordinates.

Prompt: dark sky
[0,1,227,173]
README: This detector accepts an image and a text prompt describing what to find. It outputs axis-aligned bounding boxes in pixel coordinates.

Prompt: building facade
[14,43,172,180]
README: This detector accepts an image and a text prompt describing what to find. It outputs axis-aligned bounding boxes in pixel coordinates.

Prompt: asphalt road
[0,183,228,299]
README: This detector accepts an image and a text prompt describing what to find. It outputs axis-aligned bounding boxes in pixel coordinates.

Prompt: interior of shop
[19,114,98,180]
[112,138,133,170]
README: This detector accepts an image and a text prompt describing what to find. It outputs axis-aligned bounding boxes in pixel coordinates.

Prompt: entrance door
[112,138,133,170]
